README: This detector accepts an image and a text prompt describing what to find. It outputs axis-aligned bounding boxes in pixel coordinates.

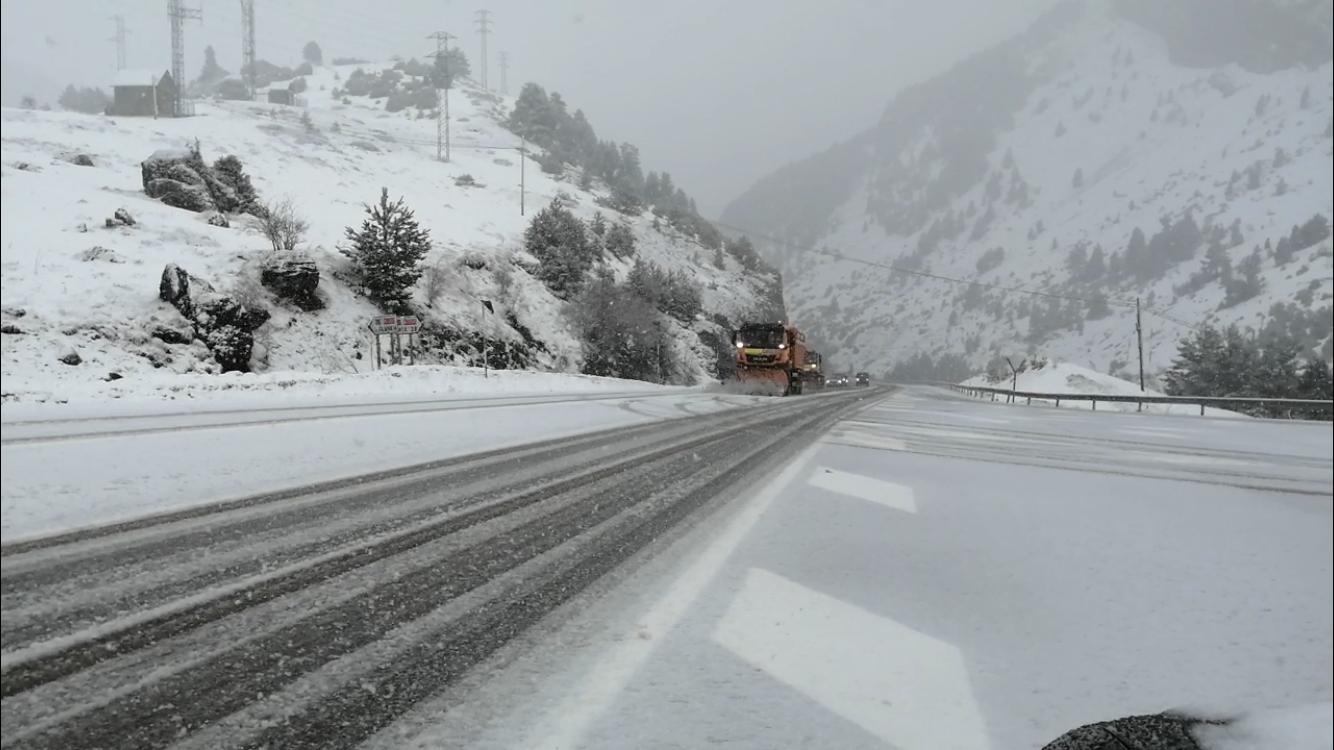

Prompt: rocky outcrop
[142,149,216,212]
[159,263,271,372]
[260,251,323,311]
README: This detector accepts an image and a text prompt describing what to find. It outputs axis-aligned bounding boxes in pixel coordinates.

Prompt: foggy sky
[3,0,1059,215]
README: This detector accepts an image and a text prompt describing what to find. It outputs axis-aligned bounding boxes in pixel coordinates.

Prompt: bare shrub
[421,258,449,308]
[248,198,309,253]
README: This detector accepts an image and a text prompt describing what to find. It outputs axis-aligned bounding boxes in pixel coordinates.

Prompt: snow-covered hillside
[722,0,1334,382]
[1,63,781,401]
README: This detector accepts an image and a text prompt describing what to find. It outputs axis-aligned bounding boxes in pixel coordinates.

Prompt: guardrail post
[1092,400,1096,411]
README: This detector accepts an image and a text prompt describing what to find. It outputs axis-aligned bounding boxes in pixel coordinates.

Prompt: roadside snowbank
[1195,701,1332,750]
[1,364,690,422]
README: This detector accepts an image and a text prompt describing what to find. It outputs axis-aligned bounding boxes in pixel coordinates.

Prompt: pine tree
[523,198,593,296]
[1163,325,1227,396]
[199,46,228,84]
[211,155,260,214]
[303,41,323,66]
[343,188,432,312]
[603,222,635,258]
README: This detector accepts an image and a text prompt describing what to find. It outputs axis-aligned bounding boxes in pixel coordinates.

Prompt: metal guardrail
[938,382,1333,419]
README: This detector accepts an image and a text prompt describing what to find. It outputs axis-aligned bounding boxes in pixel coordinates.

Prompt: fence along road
[938,381,1333,419]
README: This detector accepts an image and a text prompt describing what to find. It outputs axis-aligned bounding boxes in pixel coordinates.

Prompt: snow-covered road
[0,389,770,542]
[0,388,879,750]
[389,386,1333,750]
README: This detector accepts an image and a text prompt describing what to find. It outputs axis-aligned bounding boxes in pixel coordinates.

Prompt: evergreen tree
[1163,325,1227,396]
[302,41,323,66]
[342,188,432,312]
[212,155,260,214]
[568,269,665,382]
[199,46,228,84]
[603,221,636,258]
[1297,359,1333,400]
[57,84,110,114]
[1200,240,1233,281]
[1084,245,1107,280]
[507,83,554,144]
[523,198,593,296]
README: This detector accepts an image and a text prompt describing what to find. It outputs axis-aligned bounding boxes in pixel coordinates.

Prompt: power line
[167,0,202,116]
[474,9,492,91]
[497,50,509,96]
[109,16,129,70]
[239,0,257,100]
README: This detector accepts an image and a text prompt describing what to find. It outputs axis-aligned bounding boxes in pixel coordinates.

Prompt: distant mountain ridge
[721,0,1333,381]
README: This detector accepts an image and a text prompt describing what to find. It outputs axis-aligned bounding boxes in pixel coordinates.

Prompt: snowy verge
[960,360,1240,417]
[0,364,695,423]
[0,388,755,543]
[1194,701,1333,750]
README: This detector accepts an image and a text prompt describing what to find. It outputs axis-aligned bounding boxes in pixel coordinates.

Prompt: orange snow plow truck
[731,321,808,396]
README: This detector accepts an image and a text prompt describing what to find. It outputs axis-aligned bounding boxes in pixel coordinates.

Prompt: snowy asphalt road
[0,386,884,750]
[393,386,1332,750]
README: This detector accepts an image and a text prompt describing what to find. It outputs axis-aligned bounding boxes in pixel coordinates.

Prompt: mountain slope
[722,0,1333,381]
[1,63,781,399]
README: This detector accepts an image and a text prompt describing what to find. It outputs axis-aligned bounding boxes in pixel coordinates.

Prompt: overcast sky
[2,0,1059,215]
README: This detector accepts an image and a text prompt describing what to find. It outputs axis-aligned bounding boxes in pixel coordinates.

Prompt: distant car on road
[854,372,871,387]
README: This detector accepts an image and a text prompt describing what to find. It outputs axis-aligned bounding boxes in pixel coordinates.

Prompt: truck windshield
[736,327,786,349]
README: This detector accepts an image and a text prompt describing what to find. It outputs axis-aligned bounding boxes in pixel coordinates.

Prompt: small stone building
[107,70,175,117]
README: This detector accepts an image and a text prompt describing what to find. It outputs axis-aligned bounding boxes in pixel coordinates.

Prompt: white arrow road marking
[521,442,824,750]
[807,466,917,513]
[712,567,992,750]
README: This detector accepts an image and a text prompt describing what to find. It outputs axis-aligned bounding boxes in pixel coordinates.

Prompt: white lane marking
[522,442,824,750]
[712,568,991,750]
[822,428,909,452]
[807,466,917,513]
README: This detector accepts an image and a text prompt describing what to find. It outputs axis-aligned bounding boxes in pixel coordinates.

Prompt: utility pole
[427,31,456,162]
[1135,296,1146,403]
[497,50,509,95]
[167,0,202,117]
[239,0,257,100]
[474,9,492,90]
[109,16,129,70]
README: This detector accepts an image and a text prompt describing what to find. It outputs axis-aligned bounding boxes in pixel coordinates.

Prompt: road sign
[368,315,422,334]
[368,315,399,335]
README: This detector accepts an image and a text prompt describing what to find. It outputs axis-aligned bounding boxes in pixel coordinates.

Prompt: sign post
[367,315,398,368]
[481,300,494,378]
[397,315,421,366]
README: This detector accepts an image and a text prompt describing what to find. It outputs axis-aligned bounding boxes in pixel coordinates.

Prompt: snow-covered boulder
[260,251,323,311]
